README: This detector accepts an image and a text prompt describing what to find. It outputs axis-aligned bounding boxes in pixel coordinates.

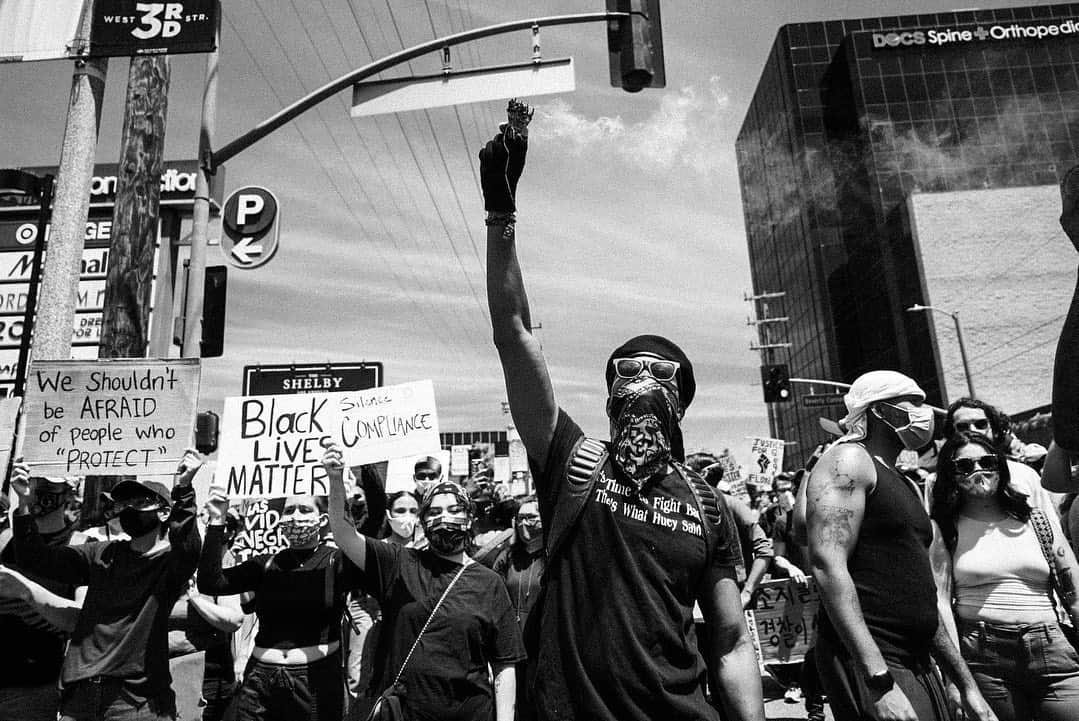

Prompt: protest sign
[216,380,439,498]
[21,359,200,476]
[746,437,785,490]
[231,498,288,562]
[749,578,821,664]
[718,452,748,500]
[450,445,469,476]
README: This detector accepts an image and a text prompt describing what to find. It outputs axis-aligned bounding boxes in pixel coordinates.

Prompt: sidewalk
[761,674,834,721]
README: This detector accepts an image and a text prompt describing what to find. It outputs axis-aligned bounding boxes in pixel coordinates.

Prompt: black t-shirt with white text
[530,409,742,721]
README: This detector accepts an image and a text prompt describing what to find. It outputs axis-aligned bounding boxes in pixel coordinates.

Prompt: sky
[0,0,1062,464]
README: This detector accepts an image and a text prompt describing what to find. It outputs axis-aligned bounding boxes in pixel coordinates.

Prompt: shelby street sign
[802,393,847,408]
[221,186,280,269]
[242,362,384,396]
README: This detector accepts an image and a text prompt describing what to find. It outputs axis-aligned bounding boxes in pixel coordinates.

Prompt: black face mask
[118,508,162,538]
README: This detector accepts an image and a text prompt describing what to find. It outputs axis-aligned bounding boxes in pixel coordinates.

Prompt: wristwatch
[865,669,896,695]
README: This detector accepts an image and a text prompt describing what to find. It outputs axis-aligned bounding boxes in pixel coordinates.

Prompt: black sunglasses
[953,455,999,475]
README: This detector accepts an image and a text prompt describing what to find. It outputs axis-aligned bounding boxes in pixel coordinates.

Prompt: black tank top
[818,449,938,664]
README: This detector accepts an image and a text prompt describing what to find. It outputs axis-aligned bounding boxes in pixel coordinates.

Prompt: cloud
[535,76,734,176]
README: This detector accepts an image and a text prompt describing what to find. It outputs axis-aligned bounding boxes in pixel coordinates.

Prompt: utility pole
[86,56,170,525]
[182,27,219,357]
[32,6,108,363]
[100,56,171,359]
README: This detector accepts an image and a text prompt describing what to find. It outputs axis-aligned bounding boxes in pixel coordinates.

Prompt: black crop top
[198,525,362,648]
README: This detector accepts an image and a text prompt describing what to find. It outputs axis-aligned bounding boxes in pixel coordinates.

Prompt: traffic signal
[195,410,220,455]
[761,364,792,403]
[201,265,227,358]
[606,0,665,92]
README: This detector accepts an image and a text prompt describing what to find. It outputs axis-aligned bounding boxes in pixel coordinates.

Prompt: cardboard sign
[216,380,439,498]
[385,449,450,494]
[750,578,821,664]
[746,437,785,490]
[231,498,287,562]
[21,359,200,476]
[718,452,748,500]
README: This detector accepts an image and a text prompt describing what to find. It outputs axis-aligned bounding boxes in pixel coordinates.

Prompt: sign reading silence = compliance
[20,359,201,476]
[215,380,439,498]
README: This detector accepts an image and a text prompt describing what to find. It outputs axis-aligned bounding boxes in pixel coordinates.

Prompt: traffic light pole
[208,12,633,169]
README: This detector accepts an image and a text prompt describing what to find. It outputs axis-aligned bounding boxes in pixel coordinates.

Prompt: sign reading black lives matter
[90,0,219,57]
[21,359,201,477]
[215,380,439,498]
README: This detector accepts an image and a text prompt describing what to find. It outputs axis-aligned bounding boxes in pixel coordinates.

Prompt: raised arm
[1054,164,1079,453]
[321,440,367,572]
[806,444,918,720]
[10,461,93,585]
[480,120,557,469]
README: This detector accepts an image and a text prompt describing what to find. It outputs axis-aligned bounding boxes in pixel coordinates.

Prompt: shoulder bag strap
[1029,507,1070,623]
[388,559,472,688]
[546,437,607,562]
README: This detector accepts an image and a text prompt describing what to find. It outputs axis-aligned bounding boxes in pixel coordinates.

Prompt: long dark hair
[943,398,1010,454]
[931,431,1029,553]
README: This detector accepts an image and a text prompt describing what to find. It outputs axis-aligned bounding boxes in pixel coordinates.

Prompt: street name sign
[802,393,847,408]
[242,362,383,396]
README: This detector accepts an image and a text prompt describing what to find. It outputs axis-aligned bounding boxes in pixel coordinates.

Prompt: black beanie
[605,334,696,409]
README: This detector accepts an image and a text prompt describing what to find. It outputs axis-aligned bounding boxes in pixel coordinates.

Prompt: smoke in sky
[535,76,734,176]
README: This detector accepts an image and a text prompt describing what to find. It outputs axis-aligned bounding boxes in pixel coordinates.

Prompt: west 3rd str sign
[221,186,280,270]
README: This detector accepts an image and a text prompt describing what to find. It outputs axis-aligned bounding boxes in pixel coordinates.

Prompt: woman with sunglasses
[384,489,426,548]
[930,431,1079,721]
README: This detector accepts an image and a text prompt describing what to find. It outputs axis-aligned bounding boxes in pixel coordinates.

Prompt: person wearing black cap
[9,449,203,721]
[480,118,764,721]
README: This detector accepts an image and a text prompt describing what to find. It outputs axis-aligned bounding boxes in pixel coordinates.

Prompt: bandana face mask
[608,376,680,491]
[279,517,322,547]
[424,516,472,555]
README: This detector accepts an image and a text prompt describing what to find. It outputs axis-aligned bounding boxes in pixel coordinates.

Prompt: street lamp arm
[210,12,631,169]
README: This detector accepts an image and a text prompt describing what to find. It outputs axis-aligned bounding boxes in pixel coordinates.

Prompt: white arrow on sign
[230,237,263,265]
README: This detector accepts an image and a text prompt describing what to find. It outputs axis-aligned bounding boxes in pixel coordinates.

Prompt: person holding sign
[197,488,362,721]
[322,441,523,721]
[9,450,204,721]
[480,106,764,721]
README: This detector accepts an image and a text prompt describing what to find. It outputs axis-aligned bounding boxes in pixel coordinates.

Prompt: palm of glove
[480,130,527,213]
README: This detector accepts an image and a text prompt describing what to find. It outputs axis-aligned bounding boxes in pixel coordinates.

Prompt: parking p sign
[221,186,280,269]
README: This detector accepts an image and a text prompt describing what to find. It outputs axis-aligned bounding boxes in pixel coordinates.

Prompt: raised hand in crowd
[174,448,203,487]
[9,457,31,512]
[204,486,230,526]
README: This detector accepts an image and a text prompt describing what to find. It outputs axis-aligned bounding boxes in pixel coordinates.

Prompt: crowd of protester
[1,116,1079,721]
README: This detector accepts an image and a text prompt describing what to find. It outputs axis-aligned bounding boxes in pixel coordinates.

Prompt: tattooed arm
[806,444,890,677]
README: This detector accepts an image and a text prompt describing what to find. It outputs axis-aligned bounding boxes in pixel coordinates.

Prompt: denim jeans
[958,619,1079,721]
[58,678,176,721]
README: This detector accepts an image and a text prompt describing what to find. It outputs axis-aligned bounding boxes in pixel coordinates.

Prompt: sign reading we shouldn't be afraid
[21,359,201,477]
[215,379,440,498]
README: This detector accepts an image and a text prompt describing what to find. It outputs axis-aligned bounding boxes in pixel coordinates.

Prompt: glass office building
[737,4,1079,464]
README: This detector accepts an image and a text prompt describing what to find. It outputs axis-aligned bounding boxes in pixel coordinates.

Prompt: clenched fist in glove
[479,99,532,214]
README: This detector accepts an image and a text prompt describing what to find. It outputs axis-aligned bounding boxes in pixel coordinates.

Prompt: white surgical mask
[388,515,418,540]
[876,404,935,451]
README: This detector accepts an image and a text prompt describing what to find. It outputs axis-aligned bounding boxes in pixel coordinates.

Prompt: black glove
[479,128,528,213]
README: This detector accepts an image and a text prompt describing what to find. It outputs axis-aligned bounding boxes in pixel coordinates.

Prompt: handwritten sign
[216,380,440,498]
[718,452,747,500]
[749,578,820,664]
[335,380,439,466]
[746,437,785,490]
[21,359,200,476]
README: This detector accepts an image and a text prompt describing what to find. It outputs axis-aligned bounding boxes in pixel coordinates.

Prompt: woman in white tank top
[929,432,1079,721]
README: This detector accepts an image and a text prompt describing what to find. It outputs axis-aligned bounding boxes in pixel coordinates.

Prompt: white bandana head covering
[838,370,926,442]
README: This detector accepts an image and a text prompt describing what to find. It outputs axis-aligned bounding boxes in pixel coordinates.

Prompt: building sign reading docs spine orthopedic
[20,359,201,476]
[221,186,280,269]
[216,380,439,497]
